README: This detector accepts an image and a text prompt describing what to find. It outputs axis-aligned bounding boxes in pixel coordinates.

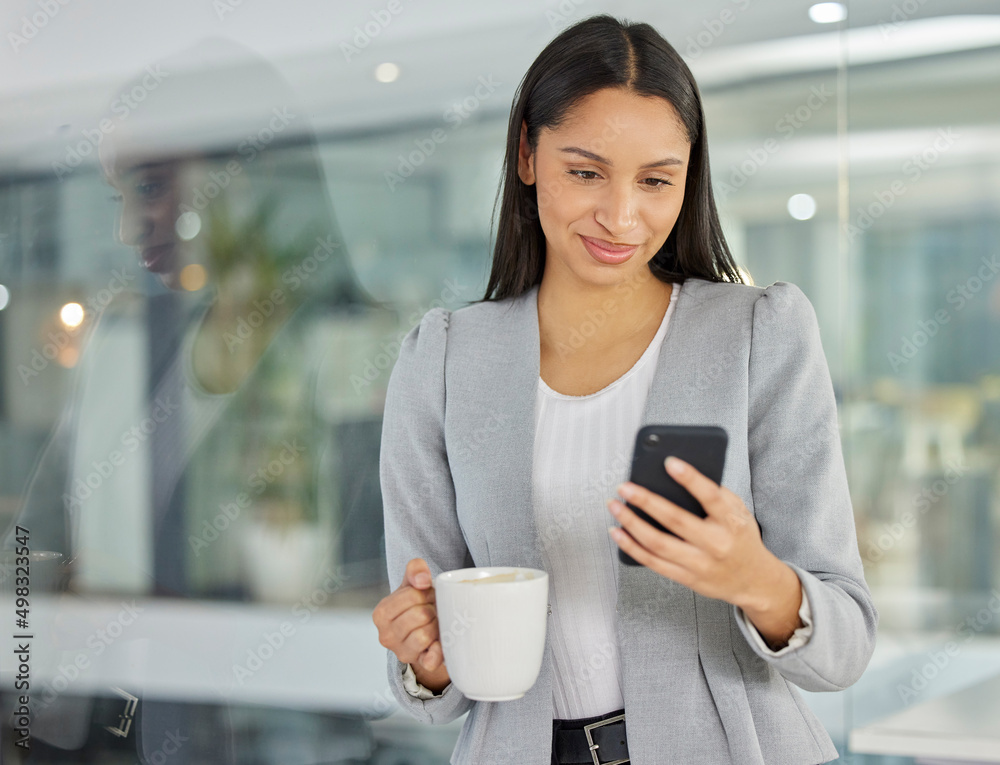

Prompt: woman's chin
[155,270,186,292]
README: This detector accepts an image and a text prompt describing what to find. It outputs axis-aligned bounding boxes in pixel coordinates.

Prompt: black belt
[552,708,629,765]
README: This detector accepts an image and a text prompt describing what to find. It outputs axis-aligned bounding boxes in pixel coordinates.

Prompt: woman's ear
[516,120,536,185]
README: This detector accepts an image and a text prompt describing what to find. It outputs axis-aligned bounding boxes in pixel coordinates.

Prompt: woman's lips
[140,243,177,274]
[581,235,639,265]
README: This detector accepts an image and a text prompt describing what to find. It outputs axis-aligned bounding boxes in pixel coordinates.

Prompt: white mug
[434,566,549,701]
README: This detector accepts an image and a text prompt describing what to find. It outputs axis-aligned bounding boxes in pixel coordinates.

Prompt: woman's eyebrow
[558,146,683,169]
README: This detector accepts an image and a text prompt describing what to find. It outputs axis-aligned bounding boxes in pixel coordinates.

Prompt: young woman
[372,14,876,764]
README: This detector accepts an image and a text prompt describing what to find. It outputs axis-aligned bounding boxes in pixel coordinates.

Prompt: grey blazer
[380,277,878,764]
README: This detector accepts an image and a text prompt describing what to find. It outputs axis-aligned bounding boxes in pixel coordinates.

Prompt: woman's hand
[372,558,451,693]
[607,457,804,650]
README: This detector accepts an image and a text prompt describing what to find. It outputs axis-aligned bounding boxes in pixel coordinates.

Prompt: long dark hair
[481,14,746,302]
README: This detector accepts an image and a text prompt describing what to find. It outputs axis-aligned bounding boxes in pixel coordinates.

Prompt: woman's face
[518,87,691,291]
[104,155,195,291]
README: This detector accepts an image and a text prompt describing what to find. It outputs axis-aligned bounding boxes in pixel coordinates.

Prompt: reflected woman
[5,38,394,763]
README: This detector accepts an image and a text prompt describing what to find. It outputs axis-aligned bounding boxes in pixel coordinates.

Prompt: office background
[0,0,999,762]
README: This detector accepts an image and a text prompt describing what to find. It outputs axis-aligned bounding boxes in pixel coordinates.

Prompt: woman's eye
[568,169,601,181]
[643,177,674,188]
[136,180,165,198]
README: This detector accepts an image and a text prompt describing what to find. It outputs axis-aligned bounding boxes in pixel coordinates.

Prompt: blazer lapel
[446,284,545,570]
[641,276,742,491]
[642,277,723,424]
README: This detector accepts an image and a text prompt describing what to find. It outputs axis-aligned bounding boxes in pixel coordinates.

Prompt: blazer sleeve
[379,306,475,724]
[733,281,878,692]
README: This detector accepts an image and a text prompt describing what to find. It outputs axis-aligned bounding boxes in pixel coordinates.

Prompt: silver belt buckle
[583,713,628,765]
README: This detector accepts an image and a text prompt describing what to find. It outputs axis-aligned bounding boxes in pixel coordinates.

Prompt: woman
[372,14,877,764]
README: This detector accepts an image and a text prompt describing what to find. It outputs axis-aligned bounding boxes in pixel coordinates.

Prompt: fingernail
[607,499,622,517]
[415,572,430,587]
[616,483,633,499]
[666,456,686,475]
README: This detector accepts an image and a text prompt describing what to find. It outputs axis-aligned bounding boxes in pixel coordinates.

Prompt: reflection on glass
[1,38,397,762]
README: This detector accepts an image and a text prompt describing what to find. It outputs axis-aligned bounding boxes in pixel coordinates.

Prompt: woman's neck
[536,269,673,362]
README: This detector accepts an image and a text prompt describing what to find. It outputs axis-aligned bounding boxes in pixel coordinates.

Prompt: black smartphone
[618,424,729,566]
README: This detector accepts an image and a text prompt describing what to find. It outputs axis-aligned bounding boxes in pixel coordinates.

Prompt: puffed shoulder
[391,306,451,378]
[748,281,829,410]
[752,280,817,330]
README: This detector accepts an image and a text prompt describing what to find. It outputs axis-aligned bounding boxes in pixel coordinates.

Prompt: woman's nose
[117,202,153,247]
[594,182,638,238]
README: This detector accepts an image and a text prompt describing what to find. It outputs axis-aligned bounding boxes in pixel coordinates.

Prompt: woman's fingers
[418,640,444,671]
[404,557,433,590]
[607,460,772,605]
[609,526,695,589]
[400,615,440,663]
[373,582,433,626]
[373,562,440,666]
[391,602,438,660]
[613,482,702,541]
[661,457,728,519]
[607,497,699,566]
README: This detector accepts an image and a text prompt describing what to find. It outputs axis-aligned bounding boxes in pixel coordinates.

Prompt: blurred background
[0,0,998,762]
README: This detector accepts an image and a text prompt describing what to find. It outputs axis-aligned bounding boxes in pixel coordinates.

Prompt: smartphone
[618,424,729,566]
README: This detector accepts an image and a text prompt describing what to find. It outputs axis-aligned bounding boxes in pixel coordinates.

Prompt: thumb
[405,558,432,589]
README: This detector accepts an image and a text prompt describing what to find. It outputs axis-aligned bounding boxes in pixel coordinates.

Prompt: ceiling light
[809,3,847,24]
[788,194,817,220]
[689,17,1000,87]
[374,62,400,83]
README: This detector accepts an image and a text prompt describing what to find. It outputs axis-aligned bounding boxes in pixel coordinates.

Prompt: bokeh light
[60,302,85,328]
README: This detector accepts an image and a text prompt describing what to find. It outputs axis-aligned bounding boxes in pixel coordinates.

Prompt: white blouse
[403,281,814,713]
